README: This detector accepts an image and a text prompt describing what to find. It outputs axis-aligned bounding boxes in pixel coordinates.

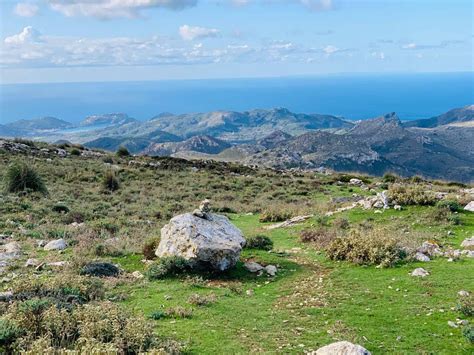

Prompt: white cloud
[300,0,333,11]
[322,45,339,55]
[4,26,42,45]
[14,3,39,17]
[401,40,463,50]
[371,51,385,60]
[179,25,220,41]
[47,0,197,19]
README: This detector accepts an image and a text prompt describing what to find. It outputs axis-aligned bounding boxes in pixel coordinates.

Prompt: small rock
[131,271,144,279]
[411,268,429,277]
[264,265,277,276]
[464,201,474,212]
[244,261,264,273]
[417,241,441,257]
[394,205,402,211]
[447,321,458,328]
[25,258,40,267]
[311,341,371,355]
[44,239,67,251]
[460,237,474,250]
[2,242,21,254]
[246,289,254,296]
[458,290,470,297]
[37,240,47,248]
[414,252,430,262]
[47,261,68,267]
[349,178,363,186]
[0,291,14,301]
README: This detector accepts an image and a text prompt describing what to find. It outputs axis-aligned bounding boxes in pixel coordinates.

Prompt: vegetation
[0,142,472,353]
[116,146,130,157]
[3,161,47,194]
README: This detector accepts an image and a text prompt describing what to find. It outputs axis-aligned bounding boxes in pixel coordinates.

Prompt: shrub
[70,149,81,156]
[300,228,337,250]
[187,293,216,306]
[259,209,292,223]
[387,184,437,206]
[0,318,22,351]
[143,237,160,260]
[457,294,473,317]
[146,256,191,280]
[80,262,120,278]
[382,173,398,183]
[326,229,407,267]
[116,146,130,157]
[4,162,47,194]
[164,306,192,319]
[102,170,120,192]
[437,199,462,212]
[333,217,350,230]
[148,311,165,320]
[245,235,273,251]
[52,203,69,214]
[463,325,474,343]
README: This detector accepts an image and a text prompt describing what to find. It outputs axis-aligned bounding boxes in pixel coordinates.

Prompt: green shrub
[0,318,22,351]
[148,311,165,320]
[387,184,437,206]
[116,146,130,157]
[382,173,398,183]
[80,262,120,278]
[146,256,191,280]
[4,162,47,194]
[457,294,473,317]
[326,229,407,267]
[52,203,70,214]
[463,325,474,343]
[70,149,81,156]
[142,237,160,260]
[102,170,120,192]
[245,235,273,251]
[437,199,462,212]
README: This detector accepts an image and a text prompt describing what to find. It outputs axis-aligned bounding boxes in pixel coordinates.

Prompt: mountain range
[1,105,473,182]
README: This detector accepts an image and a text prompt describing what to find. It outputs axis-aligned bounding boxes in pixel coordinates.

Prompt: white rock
[131,271,144,279]
[349,178,363,186]
[414,252,430,262]
[37,240,47,248]
[461,237,474,250]
[312,341,371,355]
[44,239,67,251]
[394,205,402,211]
[246,289,254,296]
[447,321,458,328]
[25,258,40,267]
[47,261,68,267]
[411,268,429,277]
[244,261,264,273]
[458,290,470,297]
[156,212,245,271]
[265,265,277,276]
[0,291,13,301]
[417,241,441,257]
[464,201,474,212]
[2,242,21,254]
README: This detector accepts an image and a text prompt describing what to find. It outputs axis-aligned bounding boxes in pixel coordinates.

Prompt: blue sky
[0,0,472,83]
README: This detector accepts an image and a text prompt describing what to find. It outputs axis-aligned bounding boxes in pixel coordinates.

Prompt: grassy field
[0,144,472,354]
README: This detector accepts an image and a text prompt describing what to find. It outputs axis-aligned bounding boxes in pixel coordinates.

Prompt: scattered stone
[414,252,430,262]
[69,222,84,228]
[81,262,120,277]
[411,268,430,277]
[464,201,474,212]
[311,341,371,355]
[0,291,14,302]
[25,258,40,267]
[246,289,254,296]
[2,242,21,254]
[244,261,264,273]
[349,178,363,186]
[47,261,68,268]
[157,202,245,271]
[44,238,67,251]
[131,271,144,279]
[417,241,441,257]
[460,237,474,250]
[265,265,277,276]
[458,290,470,297]
[447,321,458,328]
[265,215,314,230]
[37,240,46,248]
[394,205,402,211]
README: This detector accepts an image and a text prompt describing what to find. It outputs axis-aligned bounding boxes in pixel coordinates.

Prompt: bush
[382,173,399,183]
[387,184,437,206]
[142,237,160,260]
[187,293,216,306]
[333,217,350,230]
[52,203,70,214]
[259,209,292,223]
[437,200,462,212]
[245,235,273,251]
[326,229,407,267]
[146,256,191,280]
[457,294,473,317]
[70,149,81,156]
[463,325,474,343]
[116,146,130,157]
[4,162,47,194]
[0,318,22,351]
[80,262,120,278]
[300,228,337,250]
[102,170,120,192]
[164,306,192,319]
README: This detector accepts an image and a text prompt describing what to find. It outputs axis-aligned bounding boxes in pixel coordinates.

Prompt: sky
[0,0,472,84]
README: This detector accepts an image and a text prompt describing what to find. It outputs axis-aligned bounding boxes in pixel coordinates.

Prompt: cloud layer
[179,25,220,41]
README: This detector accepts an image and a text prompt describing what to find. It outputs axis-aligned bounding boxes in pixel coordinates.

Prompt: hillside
[0,138,472,354]
[403,105,474,128]
[6,117,73,131]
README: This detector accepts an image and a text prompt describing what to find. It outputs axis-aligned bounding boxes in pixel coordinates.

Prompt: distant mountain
[403,105,474,128]
[143,135,231,156]
[80,113,137,127]
[0,124,24,137]
[6,117,73,131]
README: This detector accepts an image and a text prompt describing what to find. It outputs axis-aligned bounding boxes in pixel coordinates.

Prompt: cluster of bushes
[245,235,273,251]
[388,184,437,206]
[146,256,191,280]
[259,209,292,223]
[300,228,337,250]
[326,229,407,267]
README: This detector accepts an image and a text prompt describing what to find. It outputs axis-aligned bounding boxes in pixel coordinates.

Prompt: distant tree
[116,146,130,157]
[4,161,48,194]
[103,170,120,192]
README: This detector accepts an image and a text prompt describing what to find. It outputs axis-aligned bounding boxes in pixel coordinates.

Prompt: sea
[0,72,472,124]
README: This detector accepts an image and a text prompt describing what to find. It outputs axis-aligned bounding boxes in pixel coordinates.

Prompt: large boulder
[464,201,474,212]
[312,341,371,355]
[156,205,245,271]
[44,238,67,251]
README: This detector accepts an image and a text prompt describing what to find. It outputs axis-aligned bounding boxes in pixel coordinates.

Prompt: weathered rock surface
[461,237,474,250]
[411,268,430,277]
[2,242,21,254]
[417,241,441,257]
[265,264,277,276]
[156,210,245,271]
[44,239,67,251]
[311,341,371,355]
[414,252,430,262]
[464,201,474,212]
[244,261,264,273]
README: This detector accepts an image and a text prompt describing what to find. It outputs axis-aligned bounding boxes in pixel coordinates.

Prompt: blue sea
[0,72,472,124]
